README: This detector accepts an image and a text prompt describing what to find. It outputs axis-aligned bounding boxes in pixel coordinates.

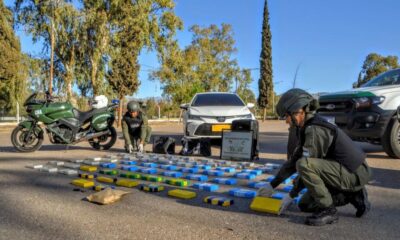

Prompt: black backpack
[153,136,175,154]
[180,138,211,157]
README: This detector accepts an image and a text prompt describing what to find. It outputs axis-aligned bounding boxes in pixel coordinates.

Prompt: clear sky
[5,0,400,99]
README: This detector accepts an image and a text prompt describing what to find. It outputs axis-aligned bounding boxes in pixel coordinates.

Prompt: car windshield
[362,69,400,87]
[191,93,245,107]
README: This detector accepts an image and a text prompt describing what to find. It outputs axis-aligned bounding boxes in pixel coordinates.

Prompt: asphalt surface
[0,121,399,240]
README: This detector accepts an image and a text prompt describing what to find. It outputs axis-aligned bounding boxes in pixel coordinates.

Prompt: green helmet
[276,88,317,118]
[127,101,141,112]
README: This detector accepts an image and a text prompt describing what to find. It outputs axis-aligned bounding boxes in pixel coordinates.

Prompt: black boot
[349,187,371,218]
[305,206,338,226]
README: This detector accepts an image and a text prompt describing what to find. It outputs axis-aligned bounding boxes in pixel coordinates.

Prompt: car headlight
[371,96,385,105]
[242,114,253,119]
[188,114,202,120]
[353,96,385,109]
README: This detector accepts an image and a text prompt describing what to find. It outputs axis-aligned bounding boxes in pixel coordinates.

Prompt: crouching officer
[122,101,152,153]
[257,88,372,226]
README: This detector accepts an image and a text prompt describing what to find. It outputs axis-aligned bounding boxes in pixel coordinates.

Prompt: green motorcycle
[11,92,118,152]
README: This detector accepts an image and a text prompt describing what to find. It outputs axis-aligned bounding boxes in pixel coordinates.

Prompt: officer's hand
[257,182,274,197]
[128,144,134,154]
[138,143,144,153]
[278,194,293,215]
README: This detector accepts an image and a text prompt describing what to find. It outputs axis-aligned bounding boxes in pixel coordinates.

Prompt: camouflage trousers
[296,157,371,211]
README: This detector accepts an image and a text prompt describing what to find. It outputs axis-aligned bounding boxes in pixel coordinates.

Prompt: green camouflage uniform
[271,115,372,211]
[122,112,152,149]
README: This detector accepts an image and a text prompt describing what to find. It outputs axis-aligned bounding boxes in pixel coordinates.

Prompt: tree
[80,0,112,96]
[106,0,182,127]
[237,69,256,104]
[258,0,273,121]
[27,56,48,92]
[354,53,399,88]
[0,1,27,114]
[152,24,240,106]
[54,2,81,101]
[15,0,65,95]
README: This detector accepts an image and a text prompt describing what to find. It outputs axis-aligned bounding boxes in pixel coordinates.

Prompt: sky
[5,0,400,99]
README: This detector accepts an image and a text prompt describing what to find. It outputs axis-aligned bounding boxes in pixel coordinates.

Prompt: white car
[180,92,256,139]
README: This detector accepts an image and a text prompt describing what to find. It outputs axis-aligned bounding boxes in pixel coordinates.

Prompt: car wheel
[382,118,400,159]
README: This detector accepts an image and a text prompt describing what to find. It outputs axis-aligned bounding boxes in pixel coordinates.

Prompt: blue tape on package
[197,165,212,170]
[271,192,286,200]
[180,167,199,173]
[203,170,224,177]
[139,168,158,174]
[283,178,292,184]
[282,185,293,193]
[255,166,274,173]
[193,183,219,192]
[248,181,269,189]
[162,171,183,178]
[294,195,302,205]
[100,162,117,169]
[266,176,275,182]
[141,162,158,168]
[241,169,262,176]
[185,174,208,182]
[121,160,136,165]
[212,178,237,185]
[160,165,178,171]
[120,165,139,172]
[228,188,257,198]
[216,167,236,173]
[234,173,256,180]
[265,163,281,169]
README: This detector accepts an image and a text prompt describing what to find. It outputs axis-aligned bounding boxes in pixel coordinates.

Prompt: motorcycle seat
[73,107,108,123]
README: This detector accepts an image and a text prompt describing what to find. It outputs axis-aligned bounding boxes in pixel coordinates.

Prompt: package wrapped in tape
[86,188,130,205]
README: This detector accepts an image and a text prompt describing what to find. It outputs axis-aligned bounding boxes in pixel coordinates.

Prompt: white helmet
[92,95,108,109]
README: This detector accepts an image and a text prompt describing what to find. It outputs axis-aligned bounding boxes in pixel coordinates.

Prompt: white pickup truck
[318,68,400,158]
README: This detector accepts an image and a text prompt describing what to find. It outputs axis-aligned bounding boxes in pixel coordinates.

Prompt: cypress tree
[257,0,273,121]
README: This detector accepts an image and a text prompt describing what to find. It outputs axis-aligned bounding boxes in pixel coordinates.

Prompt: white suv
[318,68,400,158]
[180,92,256,139]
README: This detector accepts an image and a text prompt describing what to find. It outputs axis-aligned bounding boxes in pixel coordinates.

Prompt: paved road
[0,121,399,240]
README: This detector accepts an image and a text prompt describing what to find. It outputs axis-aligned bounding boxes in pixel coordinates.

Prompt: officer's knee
[296,157,308,174]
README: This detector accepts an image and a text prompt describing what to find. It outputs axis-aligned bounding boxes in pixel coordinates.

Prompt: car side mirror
[180,103,189,110]
[247,103,255,109]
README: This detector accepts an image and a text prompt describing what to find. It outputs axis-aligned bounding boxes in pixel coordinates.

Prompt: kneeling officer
[122,101,152,153]
[258,89,371,226]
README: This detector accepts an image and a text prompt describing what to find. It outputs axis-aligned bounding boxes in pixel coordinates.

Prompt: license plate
[321,116,335,125]
[212,124,231,132]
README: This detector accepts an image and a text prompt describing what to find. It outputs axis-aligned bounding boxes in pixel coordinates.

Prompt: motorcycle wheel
[11,126,43,152]
[88,126,117,150]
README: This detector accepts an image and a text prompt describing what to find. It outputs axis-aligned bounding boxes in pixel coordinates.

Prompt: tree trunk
[91,59,98,95]
[49,20,55,95]
[263,108,266,122]
[118,98,123,128]
[179,109,183,123]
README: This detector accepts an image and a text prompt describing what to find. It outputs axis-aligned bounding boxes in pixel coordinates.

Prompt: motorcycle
[11,92,118,152]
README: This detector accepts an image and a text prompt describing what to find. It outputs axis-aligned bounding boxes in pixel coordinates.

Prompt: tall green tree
[236,69,256,104]
[106,0,182,127]
[15,0,65,95]
[80,0,111,96]
[258,0,273,121]
[0,0,27,114]
[354,53,399,88]
[152,24,239,105]
[54,2,80,101]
